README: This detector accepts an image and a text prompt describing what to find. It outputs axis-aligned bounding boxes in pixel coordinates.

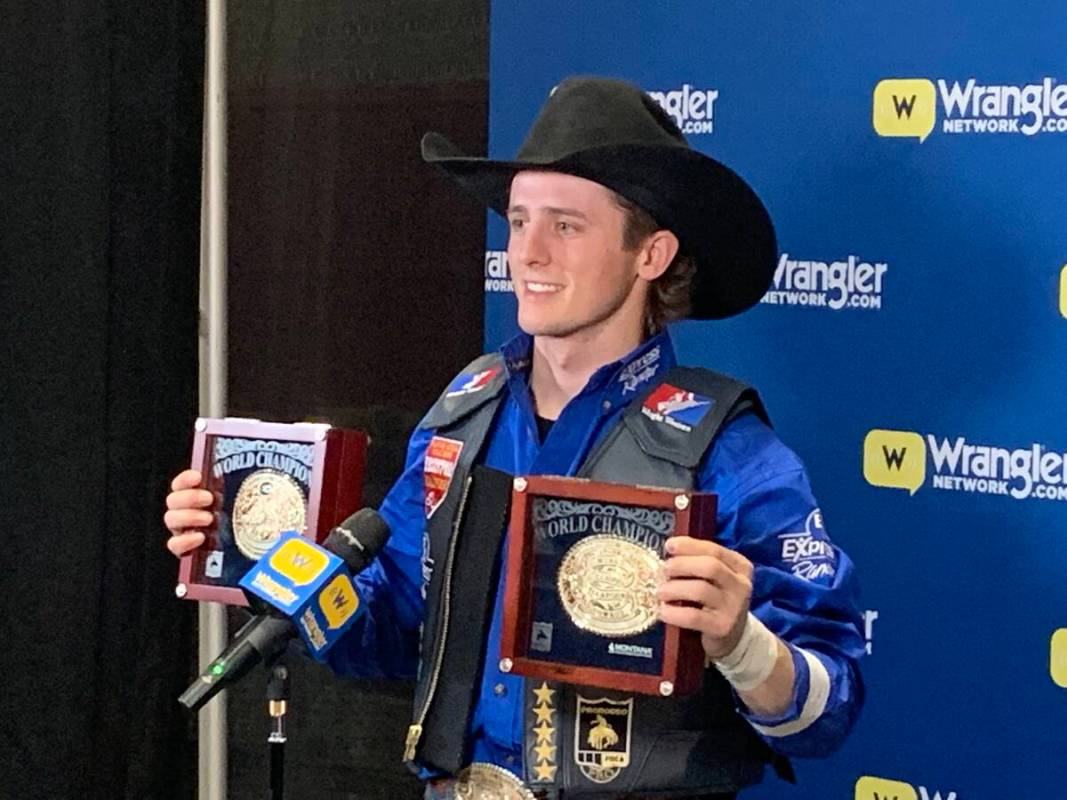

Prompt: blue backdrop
[482,3,1067,798]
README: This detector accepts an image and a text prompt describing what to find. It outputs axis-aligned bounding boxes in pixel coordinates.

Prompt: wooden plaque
[176,417,369,606]
[499,476,717,697]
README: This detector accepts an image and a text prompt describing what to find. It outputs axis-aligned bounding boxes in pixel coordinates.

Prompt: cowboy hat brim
[421,131,777,320]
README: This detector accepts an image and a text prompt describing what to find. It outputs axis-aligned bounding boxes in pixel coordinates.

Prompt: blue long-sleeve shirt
[326,330,865,767]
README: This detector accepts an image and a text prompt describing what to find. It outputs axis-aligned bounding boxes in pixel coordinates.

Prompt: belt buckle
[454,762,538,800]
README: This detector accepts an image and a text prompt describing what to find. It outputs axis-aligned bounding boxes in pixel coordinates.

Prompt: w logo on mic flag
[240,531,362,659]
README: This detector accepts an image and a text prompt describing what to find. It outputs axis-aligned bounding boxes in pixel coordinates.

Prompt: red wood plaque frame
[500,475,717,697]
[176,417,368,606]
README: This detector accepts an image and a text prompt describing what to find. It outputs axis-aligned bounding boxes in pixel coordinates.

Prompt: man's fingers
[166,531,205,557]
[657,602,736,640]
[659,602,747,657]
[657,577,722,608]
[170,469,203,492]
[662,554,738,585]
[657,601,709,631]
[166,488,214,511]
[164,472,209,559]
[666,536,752,577]
[662,555,753,602]
[164,508,214,533]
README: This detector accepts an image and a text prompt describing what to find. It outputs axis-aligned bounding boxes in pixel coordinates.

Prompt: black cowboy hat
[421,75,777,320]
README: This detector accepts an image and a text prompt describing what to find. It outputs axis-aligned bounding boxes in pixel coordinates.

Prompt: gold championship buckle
[454,762,538,800]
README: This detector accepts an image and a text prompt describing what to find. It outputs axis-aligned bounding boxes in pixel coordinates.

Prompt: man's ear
[636,230,680,282]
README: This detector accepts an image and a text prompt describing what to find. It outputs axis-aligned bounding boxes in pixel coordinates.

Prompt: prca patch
[574,695,632,784]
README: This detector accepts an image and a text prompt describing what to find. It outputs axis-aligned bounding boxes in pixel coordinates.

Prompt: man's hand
[656,536,754,659]
[163,469,214,557]
[657,535,796,717]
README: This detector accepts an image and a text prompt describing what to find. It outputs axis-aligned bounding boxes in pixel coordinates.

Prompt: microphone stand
[266,658,290,800]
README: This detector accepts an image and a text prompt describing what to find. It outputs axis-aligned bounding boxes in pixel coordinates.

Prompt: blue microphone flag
[239,530,361,660]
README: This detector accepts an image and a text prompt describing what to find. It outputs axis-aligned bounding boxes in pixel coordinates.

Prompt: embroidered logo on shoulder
[778,508,837,582]
[506,356,531,373]
[618,346,661,393]
[640,383,714,432]
[424,436,463,518]
[445,366,502,398]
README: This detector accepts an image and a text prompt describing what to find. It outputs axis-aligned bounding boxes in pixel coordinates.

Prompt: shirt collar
[498,330,676,407]
[501,333,534,376]
[599,331,675,409]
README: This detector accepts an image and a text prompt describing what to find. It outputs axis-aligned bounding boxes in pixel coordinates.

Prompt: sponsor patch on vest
[574,695,633,784]
[445,367,501,398]
[640,383,714,432]
[424,436,463,518]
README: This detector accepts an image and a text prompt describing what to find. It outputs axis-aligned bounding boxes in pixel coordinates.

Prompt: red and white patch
[445,367,501,398]
[424,436,464,518]
[640,383,714,433]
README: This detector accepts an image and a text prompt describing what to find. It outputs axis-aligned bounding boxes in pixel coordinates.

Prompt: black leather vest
[404,354,792,796]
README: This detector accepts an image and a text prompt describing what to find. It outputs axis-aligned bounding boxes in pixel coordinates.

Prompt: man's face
[506,170,641,339]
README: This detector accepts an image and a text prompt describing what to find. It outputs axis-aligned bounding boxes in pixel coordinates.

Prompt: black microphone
[323,509,390,574]
[179,508,390,712]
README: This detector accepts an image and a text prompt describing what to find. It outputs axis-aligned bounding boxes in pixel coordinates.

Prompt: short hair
[613,192,695,334]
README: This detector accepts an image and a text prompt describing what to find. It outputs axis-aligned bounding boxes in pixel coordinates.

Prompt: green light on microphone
[211,662,226,676]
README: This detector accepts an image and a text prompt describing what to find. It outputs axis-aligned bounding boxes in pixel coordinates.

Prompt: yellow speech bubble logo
[1059,265,1066,319]
[856,776,918,800]
[269,537,329,586]
[873,79,937,142]
[864,429,927,495]
[320,574,359,629]
[1051,629,1067,688]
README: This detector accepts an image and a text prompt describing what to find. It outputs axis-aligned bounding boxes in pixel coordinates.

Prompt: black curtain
[0,3,204,798]
[223,4,487,798]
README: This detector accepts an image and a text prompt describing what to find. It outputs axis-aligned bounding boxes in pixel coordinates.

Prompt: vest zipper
[405,473,474,762]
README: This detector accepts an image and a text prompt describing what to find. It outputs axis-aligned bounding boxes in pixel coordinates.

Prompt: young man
[166,76,864,799]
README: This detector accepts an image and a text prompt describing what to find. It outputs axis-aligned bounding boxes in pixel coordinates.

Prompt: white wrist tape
[712,612,779,692]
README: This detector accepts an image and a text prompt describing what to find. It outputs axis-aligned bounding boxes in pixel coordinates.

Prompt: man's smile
[524,280,564,295]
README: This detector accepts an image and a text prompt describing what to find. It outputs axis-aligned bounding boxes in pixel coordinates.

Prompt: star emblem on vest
[529,682,559,784]
[640,383,714,432]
